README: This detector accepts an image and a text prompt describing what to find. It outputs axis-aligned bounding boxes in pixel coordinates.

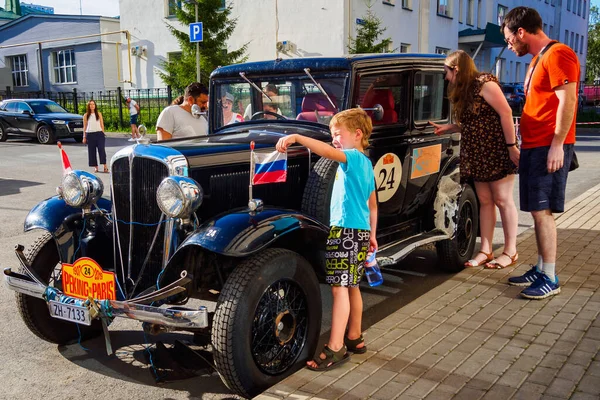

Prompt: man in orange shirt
[501,7,579,299]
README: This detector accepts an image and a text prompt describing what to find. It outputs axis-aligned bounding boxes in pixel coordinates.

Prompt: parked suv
[502,84,525,113]
[4,54,478,398]
[0,99,83,144]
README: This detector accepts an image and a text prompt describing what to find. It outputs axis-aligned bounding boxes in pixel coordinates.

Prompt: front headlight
[52,120,67,124]
[156,176,203,219]
[60,171,104,208]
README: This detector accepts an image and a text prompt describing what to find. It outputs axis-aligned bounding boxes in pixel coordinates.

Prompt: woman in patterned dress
[430,50,520,269]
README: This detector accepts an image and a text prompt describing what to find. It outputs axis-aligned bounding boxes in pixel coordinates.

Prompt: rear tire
[212,248,322,398]
[436,184,479,272]
[16,232,102,344]
[0,123,7,142]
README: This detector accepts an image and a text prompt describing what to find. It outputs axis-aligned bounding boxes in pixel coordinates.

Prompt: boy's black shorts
[519,144,574,213]
[325,226,370,288]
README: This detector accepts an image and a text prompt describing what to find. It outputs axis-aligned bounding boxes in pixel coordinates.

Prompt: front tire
[36,124,56,144]
[16,232,102,344]
[436,184,479,272]
[212,248,322,398]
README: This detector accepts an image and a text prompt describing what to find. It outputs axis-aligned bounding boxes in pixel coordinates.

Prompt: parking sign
[190,22,203,42]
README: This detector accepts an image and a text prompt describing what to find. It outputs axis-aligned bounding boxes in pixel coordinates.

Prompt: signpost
[189,20,203,83]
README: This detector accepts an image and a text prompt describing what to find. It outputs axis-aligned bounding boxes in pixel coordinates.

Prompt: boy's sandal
[306,345,350,371]
[484,252,519,270]
[345,334,367,354]
[464,251,494,267]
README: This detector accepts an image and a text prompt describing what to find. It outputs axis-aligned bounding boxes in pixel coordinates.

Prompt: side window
[4,102,17,112]
[354,72,409,126]
[413,71,448,122]
[15,102,30,113]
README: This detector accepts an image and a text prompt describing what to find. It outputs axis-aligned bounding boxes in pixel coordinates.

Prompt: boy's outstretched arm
[368,190,378,251]
[276,134,347,163]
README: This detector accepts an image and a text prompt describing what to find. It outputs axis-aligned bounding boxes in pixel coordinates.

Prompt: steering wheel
[250,111,287,121]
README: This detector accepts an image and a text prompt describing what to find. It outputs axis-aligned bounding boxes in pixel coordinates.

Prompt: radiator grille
[111,157,169,297]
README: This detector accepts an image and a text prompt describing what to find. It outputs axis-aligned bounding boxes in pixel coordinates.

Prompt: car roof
[211,54,446,78]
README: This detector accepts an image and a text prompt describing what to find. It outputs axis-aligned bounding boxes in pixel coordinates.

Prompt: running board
[376,231,449,267]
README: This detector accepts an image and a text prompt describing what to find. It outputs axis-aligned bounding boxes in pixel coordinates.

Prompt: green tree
[586,6,600,83]
[159,0,247,91]
[347,3,393,54]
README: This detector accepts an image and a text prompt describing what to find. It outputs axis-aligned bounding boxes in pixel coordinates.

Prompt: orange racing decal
[410,144,442,179]
[61,257,116,300]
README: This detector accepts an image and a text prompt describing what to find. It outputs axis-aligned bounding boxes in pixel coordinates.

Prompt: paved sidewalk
[257,184,600,400]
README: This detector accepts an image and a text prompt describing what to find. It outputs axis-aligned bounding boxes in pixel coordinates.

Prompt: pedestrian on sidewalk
[501,7,579,299]
[82,100,108,174]
[430,50,519,270]
[126,96,140,141]
[276,108,378,371]
[156,82,209,141]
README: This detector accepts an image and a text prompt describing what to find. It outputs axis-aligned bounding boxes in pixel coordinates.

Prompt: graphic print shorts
[325,226,371,287]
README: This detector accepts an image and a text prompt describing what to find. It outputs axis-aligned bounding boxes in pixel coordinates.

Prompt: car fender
[24,196,112,261]
[175,207,329,257]
[432,157,463,236]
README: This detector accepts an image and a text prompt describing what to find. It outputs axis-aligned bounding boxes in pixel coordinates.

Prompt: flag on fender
[252,150,287,185]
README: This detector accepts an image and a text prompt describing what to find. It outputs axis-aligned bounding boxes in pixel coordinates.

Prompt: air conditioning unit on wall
[276,40,297,54]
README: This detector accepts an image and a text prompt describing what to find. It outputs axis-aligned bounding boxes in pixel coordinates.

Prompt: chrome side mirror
[361,104,384,121]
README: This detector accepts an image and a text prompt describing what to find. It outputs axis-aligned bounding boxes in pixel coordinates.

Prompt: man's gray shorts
[519,144,574,213]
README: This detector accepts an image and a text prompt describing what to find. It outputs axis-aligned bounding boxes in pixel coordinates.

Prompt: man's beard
[512,38,529,57]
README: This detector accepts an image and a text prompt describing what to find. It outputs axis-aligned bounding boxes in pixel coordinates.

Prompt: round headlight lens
[60,171,104,208]
[156,176,203,219]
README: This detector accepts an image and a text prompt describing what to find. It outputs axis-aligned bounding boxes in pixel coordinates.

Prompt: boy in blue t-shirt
[276,108,378,371]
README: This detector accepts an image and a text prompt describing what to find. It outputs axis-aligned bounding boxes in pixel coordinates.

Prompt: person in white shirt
[82,100,108,173]
[125,97,140,141]
[222,92,244,125]
[157,82,209,141]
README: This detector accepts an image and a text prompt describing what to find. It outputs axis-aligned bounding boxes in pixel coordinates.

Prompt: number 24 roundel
[374,153,402,203]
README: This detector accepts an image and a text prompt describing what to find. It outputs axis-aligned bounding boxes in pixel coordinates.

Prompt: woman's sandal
[464,251,494,268]
[484,252,519,269]
[103,166,109,173]
[345,334,367,354]
[93,167,99,173]
[306,345,350,371]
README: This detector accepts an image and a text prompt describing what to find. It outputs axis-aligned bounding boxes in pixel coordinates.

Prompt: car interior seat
[361,87,398,125]
[296,93,336,122]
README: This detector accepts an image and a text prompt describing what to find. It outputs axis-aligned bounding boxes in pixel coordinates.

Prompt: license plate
[74,127,83,132]
[48,301,91,326]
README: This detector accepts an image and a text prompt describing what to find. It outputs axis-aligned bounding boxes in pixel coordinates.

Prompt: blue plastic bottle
[364,250,383,287]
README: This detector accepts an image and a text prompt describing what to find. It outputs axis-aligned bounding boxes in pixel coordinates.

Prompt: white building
[118,0,589,89]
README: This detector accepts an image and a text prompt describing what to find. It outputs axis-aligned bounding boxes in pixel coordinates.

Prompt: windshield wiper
[303,68,336,110]
[239,72,273,102]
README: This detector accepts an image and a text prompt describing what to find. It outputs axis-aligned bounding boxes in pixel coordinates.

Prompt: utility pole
[79,0,82,15]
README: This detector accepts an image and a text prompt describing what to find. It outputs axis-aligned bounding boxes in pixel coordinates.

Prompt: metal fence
[0,86,184,131]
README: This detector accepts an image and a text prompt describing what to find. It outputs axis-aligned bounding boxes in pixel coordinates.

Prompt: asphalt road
[0,130,598,400]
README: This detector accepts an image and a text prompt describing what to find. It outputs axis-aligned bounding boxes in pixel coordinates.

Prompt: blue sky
[30,0,119,17]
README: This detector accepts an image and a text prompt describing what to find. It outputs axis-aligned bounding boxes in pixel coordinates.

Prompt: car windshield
[28,101,68,114]
[212,72,349,131]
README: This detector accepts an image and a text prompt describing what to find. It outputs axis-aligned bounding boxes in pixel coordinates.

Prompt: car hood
[35,113,82,120]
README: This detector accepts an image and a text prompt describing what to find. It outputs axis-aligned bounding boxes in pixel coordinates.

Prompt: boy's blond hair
[329,108,373,149]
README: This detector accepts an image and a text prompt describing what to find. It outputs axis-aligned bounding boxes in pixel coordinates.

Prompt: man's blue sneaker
[508,265,544,287]
[520,275,560,300]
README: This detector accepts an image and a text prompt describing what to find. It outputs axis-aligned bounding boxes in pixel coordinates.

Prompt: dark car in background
[502,84,525,113]
[0,99,84,144]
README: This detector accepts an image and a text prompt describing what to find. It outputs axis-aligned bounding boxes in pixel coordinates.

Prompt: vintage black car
[4,54,478,398]
[0,99,84,144]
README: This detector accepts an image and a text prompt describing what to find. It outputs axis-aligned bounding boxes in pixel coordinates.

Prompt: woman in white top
[82,100,108,173]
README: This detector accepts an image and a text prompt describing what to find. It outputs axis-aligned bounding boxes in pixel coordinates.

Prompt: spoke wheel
[212,248,321,398]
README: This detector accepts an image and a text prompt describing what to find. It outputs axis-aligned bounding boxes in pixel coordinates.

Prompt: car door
[1,102,21,133]
[405,66,452,222]
[352,68,413,242]
[13,101,36,135]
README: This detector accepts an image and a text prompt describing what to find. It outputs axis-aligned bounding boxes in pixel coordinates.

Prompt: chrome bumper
[4,269,209,329]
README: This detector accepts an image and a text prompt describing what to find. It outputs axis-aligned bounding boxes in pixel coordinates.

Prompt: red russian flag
[57,141,72,175]
[252,150,287,185]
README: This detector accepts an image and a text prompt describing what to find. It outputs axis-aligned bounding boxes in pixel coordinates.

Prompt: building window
[583,1,587,19]
[543,23,548,34]
[220,0,226,9]
[10,55,28,87]
[458,0,463,23]
[581,36,584,53]
[467,0,474,24]
[437,0,450,17]
[435,47,450,55]
[545,0,548,4]
[575,34,579,53]
[167,0,181,17]
[52,49,77,84]
[400,43,411,53]
[383,0,395,5]
[565,29,569,43]
[578,0,582,16]
[550,25,554,39]
[571,32,575,48]
[477,0,483,28]
[496,58,506,82]
[516,62,521,82]
[567,0,571,11]
[497,5,507,25]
